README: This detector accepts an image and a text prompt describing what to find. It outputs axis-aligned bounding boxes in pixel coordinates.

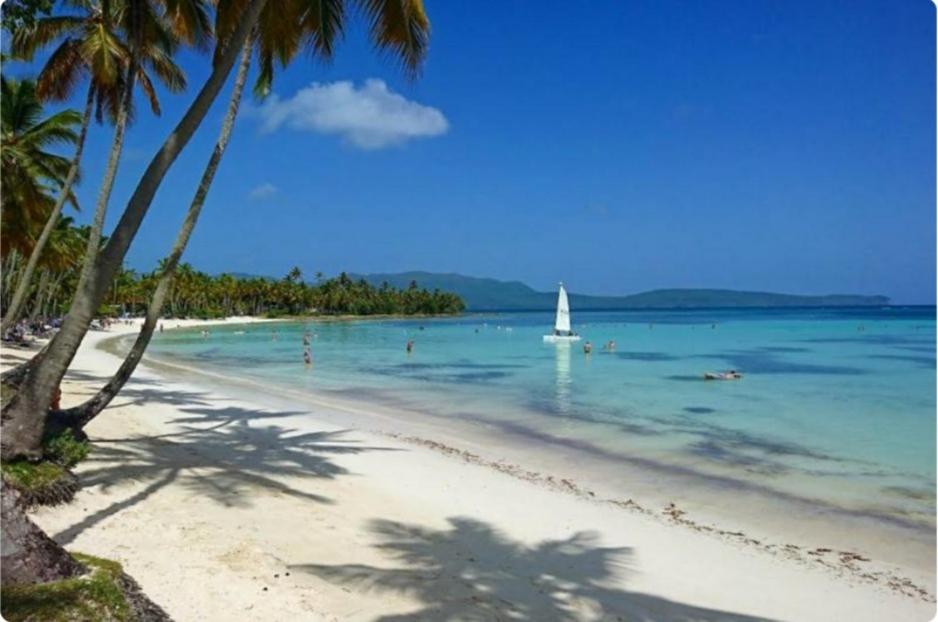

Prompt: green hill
[353,272,890,311]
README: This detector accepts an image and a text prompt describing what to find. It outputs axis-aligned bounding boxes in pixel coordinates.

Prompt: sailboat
[543,282,581,342]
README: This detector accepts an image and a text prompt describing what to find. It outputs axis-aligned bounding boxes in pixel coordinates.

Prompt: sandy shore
[4,318,934,621]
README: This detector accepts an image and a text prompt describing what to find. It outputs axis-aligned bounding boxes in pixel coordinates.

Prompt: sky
[8,0,936,303]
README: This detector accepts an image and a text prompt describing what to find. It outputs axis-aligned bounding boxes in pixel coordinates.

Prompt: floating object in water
[544,282,581,343]
[704,370,742,381]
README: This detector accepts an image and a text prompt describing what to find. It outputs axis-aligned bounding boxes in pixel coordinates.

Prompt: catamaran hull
[543,335,581,343]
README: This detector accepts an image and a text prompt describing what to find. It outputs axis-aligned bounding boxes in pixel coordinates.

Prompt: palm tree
[0,77,81,261]
[1,0,268,460]
[1,0,196,334]
[65,0,432,427]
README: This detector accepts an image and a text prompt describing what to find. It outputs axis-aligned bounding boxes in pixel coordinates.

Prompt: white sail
[543,282,580,342]
[555,283,572,334]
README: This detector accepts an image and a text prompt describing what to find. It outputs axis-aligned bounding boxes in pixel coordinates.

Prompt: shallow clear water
[147,307,936,528]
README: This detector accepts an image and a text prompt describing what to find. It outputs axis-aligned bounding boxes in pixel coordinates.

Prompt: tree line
[106,265,465,318]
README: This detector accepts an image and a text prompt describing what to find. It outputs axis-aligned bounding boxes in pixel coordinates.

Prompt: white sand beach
[4,319,935,622]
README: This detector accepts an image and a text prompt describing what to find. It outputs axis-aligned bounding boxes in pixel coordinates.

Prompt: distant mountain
[352,271,890,311]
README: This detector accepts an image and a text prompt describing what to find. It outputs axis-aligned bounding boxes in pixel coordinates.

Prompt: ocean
[146,307,936,537]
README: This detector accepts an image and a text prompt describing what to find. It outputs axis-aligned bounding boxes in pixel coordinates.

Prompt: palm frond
[36,38,88,101]
[301,0,345,59]
[10,15,86,60]
[141,43,187,92]
[163,0,214,49]
[18,110,83,148]
[135,67,161,115]
[354,0,429,77]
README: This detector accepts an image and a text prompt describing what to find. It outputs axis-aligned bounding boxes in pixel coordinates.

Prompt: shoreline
[10,318,937,621]
[123,323,936,580]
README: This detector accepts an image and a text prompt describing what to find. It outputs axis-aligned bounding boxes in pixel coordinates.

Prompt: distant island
[350,271,890,311]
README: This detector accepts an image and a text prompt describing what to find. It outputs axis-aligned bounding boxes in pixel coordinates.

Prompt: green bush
[43,430,89,468]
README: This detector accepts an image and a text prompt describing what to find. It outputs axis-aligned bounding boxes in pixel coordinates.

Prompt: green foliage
[0,460,66,492]
[0,0,53,34]
[43,429,89,468]
[1,431,87,505]
[1,553,132,622]
[100,264,466,318]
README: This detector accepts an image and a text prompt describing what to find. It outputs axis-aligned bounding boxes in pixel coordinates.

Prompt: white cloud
[248,182,278,200]
[256,79,449,149]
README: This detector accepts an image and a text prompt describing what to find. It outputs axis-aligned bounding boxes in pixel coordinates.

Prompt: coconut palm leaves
[11,0,194,121]
[213,0,429,99]
[0,77,81,258]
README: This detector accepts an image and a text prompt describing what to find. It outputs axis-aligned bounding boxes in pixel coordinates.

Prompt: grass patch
[0,429,89,506]
[1,553,132,622]
[1,460,68,492]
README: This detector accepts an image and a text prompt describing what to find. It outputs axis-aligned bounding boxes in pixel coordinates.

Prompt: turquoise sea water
[147,307,936,530]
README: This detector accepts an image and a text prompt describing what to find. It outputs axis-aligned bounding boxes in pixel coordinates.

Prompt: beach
[4,318,935,621]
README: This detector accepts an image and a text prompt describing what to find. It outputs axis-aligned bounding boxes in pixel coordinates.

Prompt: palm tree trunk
[28,269,51,321]
[0,85,95,336]
[75,66,135,308]
[0,1,268,460]
[63,40,254,426]
[1,483,85,585]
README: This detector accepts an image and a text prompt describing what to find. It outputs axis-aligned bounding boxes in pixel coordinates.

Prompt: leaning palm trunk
[0,1,269,460]
[0,85,95,335]
[74,65,136,311]
[63,41,254,426]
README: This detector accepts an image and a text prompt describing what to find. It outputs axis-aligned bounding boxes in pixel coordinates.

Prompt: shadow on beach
[53,375,395,545]
[294,516,776,622]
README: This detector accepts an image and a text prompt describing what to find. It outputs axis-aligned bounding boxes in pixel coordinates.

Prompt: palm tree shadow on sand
[294,517,776,622]
[54,400,396,545]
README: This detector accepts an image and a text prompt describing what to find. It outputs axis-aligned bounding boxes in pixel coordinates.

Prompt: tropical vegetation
[1,0,442,614]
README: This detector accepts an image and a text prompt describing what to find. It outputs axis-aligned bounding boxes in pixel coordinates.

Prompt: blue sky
[9,0,936,302]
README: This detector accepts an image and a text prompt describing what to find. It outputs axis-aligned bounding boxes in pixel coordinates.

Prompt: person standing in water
[583,341,592,355]
[303,331,311,346]
[303,346,312,366]
[406,339,414,353]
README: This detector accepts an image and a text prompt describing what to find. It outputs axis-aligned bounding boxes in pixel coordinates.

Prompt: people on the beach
[406,339,414,353]
[159,323,164,333]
